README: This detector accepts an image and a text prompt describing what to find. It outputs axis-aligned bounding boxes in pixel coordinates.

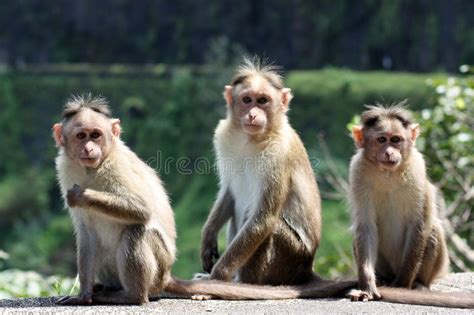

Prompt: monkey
[52,93,355,305]
[53,94,179,305]
[346,103,474,308]
[196,57,356,297]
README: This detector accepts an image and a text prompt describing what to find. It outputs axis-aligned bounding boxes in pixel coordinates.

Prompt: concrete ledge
[0,273,472,314]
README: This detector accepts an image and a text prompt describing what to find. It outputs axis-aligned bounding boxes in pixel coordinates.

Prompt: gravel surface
[0,273,473,314]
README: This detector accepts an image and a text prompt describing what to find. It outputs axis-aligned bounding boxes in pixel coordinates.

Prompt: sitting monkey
[347,103,473,308]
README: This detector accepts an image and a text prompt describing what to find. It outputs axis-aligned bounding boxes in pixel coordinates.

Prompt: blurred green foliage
[0,66,448,297]
[1,1,474,71]
[417,69,474,258]
[0,270,77,299]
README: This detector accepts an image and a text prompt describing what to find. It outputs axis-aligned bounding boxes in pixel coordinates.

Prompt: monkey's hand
[200,235,219,273]
[209,263,232,282]
[67,184,86,208]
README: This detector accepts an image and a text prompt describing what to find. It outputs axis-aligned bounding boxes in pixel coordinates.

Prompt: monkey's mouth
[379,160,399,169]
[243,123,264,133]
[80,157,100,167]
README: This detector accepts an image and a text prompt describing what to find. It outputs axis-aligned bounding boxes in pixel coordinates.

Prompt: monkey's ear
[52,123,64,147]
[281,88,293,112]
[223,85,233,106]
[410,123,420,141]
[352,125,364,148]
[111,119,121,137]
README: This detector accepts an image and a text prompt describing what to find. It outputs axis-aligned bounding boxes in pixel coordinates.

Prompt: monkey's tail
[379,287,474,309]
[165,277,357,300]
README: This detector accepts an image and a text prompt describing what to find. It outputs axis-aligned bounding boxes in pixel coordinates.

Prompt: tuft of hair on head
[231,56,284,90]
[361,100,413,128]
[62,93,112,121]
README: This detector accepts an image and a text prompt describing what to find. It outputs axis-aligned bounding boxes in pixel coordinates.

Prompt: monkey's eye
[77,132,86,140]
[90,131,102,140]
[377,136,387,143]
[391,136,401,143]
[257,97,268,105]
[242,96,252,104]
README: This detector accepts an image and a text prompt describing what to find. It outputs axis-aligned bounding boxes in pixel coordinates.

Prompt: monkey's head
[224,58,293,136]
[352,103,419,171]
[52,94,121,168]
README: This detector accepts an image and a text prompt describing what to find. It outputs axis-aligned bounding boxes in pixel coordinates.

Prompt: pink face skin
[236,88,273,135]
[353,119,419,171]
[69,125,106,168]
[53,109,120,168]
[224,75,292,136]
[370,131,405,170]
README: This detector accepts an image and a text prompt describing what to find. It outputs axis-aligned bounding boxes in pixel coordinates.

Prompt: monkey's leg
[375,253,395,286]
[415,225,449,288]
[93,226,156,305]
[391,218,429,289]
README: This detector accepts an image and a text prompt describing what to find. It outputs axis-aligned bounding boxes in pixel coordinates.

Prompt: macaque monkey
[197,58,355,297]
[347,103,474,308]
[53,95,179,305]
[52,94,351,305]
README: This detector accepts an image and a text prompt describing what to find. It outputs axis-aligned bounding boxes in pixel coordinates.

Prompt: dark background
[1,0,473,71]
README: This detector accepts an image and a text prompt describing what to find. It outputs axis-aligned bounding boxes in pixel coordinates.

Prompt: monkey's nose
[249,114,256,122]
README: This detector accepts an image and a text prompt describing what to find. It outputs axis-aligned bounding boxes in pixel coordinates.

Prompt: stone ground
[0,273,472,314]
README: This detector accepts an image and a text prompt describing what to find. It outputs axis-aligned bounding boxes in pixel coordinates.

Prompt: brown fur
[197,58,356,298]
[348,103,473,308]
[54,96,176,304]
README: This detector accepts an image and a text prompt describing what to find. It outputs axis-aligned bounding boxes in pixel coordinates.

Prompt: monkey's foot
[191,294,213,301]
[347,289,381,302]
[192,273,211,280]
[56,295,92,305]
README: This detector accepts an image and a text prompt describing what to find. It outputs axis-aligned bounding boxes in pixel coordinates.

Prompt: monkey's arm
[76,223,96,298]
[67,185,150,224]
[351,195,381,300]
[201,188,235,273]
[210,176,289,281]
[58,221,97,305]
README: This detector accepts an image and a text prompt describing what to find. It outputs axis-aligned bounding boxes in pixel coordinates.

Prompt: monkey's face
[364,121,416,171]
[54,109,119,168]
[370,133,404,170]
[225,76,292,136]
[236,89,272,135]
[69,127,106,168]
